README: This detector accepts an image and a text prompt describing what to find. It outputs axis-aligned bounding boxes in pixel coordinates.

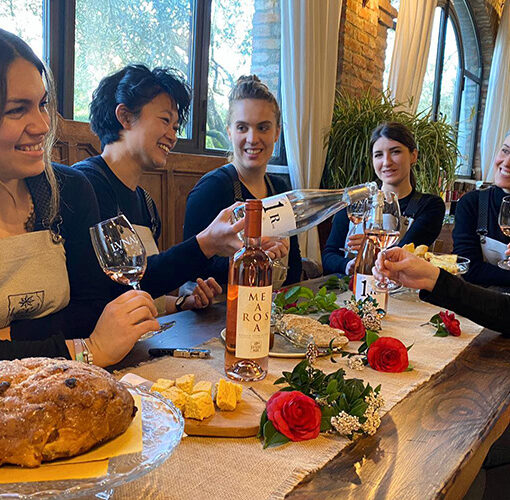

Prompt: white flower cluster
[347,355,365,371]
[331,411,361,436]
[345,298,384,331]
[330,391,385,438]
[361,391,385,436]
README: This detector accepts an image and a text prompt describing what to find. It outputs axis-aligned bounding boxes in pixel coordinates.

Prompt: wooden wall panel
[53,116,227,249]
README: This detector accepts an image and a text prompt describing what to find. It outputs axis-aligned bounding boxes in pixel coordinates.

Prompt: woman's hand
[373,247,440,292]
[87,290,159,367]
[345,257,356,275]
[346,233,364,253]
[196,202,244,258]
[188,277,223,309]
[261,237,290,260]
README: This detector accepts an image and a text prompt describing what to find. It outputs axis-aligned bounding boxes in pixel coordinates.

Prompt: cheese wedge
[192,381,213,395]
[160,386,188,411]
[215,379,238,411]
[151,378,175,393]
[184,392,215,420]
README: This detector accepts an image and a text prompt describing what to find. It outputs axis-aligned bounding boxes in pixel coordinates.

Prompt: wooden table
[113,284,510,500]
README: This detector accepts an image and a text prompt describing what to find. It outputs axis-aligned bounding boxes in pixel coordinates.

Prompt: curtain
[387,0,437,113]
[280,0,341,262]
[480,1,510,182]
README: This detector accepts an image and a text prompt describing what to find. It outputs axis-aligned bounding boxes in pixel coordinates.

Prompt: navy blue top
[452,186,510,287]
[322,189,445,275]
[183,164,302,286]
[8,164,111,345]
[75,156,210,297]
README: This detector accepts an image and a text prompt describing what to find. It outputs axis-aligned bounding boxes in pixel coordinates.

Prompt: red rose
[266,391,321,442]
[284,302,297,310]
[367,337,409,373]
[329,308,366,341]
[439,311,461,336]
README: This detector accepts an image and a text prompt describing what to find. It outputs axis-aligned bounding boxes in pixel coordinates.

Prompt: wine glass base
[497,260,510,270]
[375,280,402,293]
[137,320,176,342]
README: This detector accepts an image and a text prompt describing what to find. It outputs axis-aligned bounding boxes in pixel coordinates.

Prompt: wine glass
[497,196,510,270]
[365,191,402,291]
[338,199,369,254]
[90,215,172,341]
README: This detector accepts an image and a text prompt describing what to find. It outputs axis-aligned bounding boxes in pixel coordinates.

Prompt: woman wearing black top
[0,30,160,366]
[322,122,445,276]
[183,75,301,287]
[452,131,510,288]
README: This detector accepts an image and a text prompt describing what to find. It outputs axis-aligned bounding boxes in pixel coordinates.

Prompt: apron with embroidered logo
[0,230,70,328]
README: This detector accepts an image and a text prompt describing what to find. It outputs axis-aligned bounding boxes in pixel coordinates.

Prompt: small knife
[148,347,211,359]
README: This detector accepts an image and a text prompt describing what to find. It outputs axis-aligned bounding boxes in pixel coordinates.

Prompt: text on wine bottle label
[235,285,272,359]
[261,194,296,237]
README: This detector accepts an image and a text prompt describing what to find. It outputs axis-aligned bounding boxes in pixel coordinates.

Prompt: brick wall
[337,0,397,96]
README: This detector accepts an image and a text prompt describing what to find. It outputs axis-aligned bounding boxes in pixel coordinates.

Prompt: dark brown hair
[370,122,418,189]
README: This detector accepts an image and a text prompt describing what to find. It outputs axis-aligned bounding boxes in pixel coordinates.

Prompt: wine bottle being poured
[232,182,378,238]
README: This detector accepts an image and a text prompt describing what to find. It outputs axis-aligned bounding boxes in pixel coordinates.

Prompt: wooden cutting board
[184,389,266,438]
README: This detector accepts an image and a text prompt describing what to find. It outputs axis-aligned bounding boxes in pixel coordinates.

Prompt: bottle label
[235,285,272,359]
[261,194,296,237]
[354,274,387,311]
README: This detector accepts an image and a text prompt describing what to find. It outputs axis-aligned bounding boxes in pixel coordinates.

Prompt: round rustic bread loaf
[0,357,136,467]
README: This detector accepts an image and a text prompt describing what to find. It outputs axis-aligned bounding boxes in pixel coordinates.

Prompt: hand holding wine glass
[497,196,510,270]
[364,191,401,291]
[90,215,171,341]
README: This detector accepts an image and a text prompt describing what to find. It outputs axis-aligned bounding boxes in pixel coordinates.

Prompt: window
[0,0,44,60]
[385,0,481,177]
[2,0,283,162]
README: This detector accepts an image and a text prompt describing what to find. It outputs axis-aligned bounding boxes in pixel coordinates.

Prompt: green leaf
[320,405,336,431]
[258,409,268,438]
[317,286,328,297]
[326,379,338,395]
[284,306,298,314]
[262,420,290,448]
[318,314,331,324]
[297,287,315,299]
[406,343,414,351]
[429,313,442,326]
[274,293,286,308]
[350,400,368,418]
[284,286,301,302]
[365,330,379,347]
[405,363,414,371]
[434,325,449,337]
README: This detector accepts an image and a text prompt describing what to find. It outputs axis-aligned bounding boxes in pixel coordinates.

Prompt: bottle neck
[244,235,262,247]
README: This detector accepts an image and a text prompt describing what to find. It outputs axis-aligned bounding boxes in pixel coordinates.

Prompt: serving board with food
[402,243,470,275]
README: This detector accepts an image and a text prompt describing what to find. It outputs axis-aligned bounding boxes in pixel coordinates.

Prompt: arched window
[385,0,482,177]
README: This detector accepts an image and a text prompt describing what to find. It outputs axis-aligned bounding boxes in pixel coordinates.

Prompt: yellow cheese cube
[175,374,195,394]
[184,392,215,420]
[215,379,237,411]
[151,378,175,394]
[192,381,213,395]
[161,386,188,411]
[233,382,243,403]
[402,242,415,253]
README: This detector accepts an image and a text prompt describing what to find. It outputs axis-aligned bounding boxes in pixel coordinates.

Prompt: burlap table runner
[113,290,484,500]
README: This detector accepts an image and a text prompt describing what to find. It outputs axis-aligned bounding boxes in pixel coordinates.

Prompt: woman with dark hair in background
[453,131,510,288]
[0,29,160,366]
[183,75,301,288]
[322,122,445,276]
[75,64,243,313]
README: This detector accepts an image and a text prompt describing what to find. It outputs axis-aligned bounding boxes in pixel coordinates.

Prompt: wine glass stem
[132,283,141,290]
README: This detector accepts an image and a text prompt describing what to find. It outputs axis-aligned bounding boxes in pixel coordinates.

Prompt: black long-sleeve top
[183,164,302,286]
[1,334,71,360]
[420,269,510,337]
[322,189,445,275]
[8,164,111,343]
[452,186,510,287]
[75,156,210,297]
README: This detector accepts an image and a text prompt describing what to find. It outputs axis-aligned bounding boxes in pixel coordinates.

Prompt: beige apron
[133,224,166,314]
[0,230,70,328]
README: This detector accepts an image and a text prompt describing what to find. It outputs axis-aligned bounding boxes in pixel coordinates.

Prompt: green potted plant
[321,91,459,197]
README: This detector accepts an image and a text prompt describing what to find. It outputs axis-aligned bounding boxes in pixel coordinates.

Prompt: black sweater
[183,164,302,286]
[322,189,445,275]
[75,156,210,297]
[452,186,510,287]
[7,164,111,348]
[420,269,510,337]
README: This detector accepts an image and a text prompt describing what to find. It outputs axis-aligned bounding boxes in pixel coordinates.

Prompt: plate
[0,385,184,500]
[220,328,306,358]
[427,253,470,275]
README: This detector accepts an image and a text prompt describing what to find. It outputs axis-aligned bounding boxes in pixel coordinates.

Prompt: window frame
[42,0,286,165]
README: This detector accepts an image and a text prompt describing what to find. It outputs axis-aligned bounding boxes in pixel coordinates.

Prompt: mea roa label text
[235,285,272,359]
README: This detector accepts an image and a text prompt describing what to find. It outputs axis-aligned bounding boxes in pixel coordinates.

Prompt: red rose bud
[439,311,461,336]
[329,308,366,341]
[367,337,409,373]
[266,391,321,442]
[284,302,297,310]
